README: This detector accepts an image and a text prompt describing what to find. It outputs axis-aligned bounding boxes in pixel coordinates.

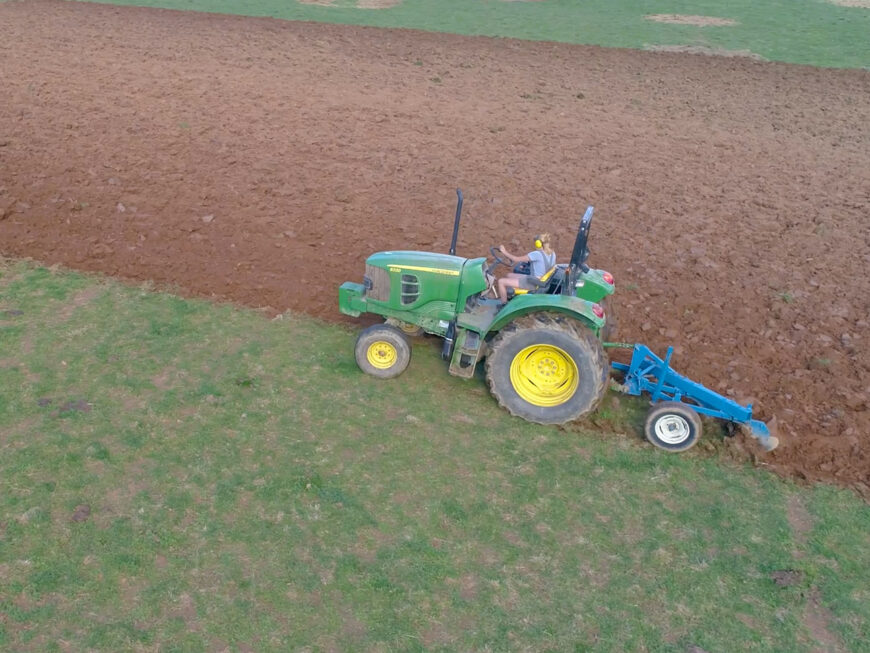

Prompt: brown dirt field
[1,1,869,493]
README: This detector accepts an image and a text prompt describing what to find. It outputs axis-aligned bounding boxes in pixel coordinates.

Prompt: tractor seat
[521,265,561,293]
[506,266,564,299]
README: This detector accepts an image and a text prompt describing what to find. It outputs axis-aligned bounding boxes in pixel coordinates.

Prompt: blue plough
[606,343,779,452]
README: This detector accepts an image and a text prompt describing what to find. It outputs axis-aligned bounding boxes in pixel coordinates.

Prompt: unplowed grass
[1,262,869,651]
[80,0,870,69]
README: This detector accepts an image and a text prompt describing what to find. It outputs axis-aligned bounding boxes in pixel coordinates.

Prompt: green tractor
[339,190,616,425]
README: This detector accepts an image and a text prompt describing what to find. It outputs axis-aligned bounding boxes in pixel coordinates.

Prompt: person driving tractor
[495,233,556,300]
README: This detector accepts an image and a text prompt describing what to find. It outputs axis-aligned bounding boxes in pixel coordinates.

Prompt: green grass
[2,261,869,651]
[78,0,870,69]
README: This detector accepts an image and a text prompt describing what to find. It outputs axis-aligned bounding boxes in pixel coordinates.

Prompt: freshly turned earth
[1,1,869,493]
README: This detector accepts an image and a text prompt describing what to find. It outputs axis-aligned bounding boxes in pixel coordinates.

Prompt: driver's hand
[498,245,508,255]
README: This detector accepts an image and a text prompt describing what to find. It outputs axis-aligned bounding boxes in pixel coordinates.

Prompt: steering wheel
[489,246,512,269]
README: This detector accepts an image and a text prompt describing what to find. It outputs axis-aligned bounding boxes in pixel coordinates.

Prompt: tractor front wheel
[644,402,702,452]
[354,324,411,379]
[386,318,425,338]
[485,314,608,425]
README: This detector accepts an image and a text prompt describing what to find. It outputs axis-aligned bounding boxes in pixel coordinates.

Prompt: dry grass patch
[646,14,739,27]
[356,0,402,7]
[56,285,105,322]
[298,0,403,6]
[646,45,765,61]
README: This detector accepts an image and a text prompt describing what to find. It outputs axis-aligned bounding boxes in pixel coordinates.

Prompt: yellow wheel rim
[510,344,579,407]
[367,340,398,370]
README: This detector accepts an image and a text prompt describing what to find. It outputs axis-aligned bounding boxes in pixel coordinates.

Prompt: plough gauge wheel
[645,402,702,452]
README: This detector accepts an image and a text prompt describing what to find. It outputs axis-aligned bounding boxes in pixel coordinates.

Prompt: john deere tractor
[339,190,616,425]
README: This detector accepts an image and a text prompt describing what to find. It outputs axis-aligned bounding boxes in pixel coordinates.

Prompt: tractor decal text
[387,265,460,277]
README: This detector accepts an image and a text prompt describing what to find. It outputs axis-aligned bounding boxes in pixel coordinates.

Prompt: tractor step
[448,327,485,379]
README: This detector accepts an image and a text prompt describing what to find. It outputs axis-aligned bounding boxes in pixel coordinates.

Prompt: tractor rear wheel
[485,313,608,424]
[354,324,411,379]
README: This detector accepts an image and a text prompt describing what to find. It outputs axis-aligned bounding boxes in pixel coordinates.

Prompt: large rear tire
[485,313,608,424]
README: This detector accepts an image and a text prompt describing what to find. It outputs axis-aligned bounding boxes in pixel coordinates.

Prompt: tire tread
[485,312,608,424]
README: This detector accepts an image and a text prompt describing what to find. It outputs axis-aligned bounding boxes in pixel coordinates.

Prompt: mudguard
[575,268,615,304]
[485,294,605,337]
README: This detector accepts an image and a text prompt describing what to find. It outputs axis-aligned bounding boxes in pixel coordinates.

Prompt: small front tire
[385,318,425,338]
[644,402,702,452]
[354,324,411,379]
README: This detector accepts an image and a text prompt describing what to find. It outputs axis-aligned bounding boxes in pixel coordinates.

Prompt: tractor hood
[345,250,488,332]
[366,251,467,278]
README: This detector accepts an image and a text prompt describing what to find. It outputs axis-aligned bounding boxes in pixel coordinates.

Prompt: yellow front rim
[367,341,398,369]
[510,344,579,407]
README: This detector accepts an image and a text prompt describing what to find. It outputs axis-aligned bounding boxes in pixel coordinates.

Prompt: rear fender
[485,294,604,337]
[575,268,615,304]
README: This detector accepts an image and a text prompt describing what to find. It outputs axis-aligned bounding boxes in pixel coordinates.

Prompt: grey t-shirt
[528,250,556,278]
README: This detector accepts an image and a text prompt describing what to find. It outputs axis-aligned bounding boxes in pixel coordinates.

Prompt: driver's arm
[499,245,531,264]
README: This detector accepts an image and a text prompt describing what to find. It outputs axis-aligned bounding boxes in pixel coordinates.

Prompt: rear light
[592,303,605,319]
[602,271,614,285]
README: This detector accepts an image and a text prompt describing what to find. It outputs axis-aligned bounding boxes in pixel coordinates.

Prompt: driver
[495,233,556,300]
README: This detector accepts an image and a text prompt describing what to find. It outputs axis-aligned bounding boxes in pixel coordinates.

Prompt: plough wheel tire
[644,402,702,452]
[354,324,411,379]
[485,313,608,425]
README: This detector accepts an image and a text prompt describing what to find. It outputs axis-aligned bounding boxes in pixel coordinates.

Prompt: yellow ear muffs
[534,236,543,249]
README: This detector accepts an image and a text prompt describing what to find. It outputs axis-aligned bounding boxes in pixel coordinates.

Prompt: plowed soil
[2,1,869,493]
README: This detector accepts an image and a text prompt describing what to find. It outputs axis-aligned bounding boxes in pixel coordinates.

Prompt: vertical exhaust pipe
[449,189,463,256]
